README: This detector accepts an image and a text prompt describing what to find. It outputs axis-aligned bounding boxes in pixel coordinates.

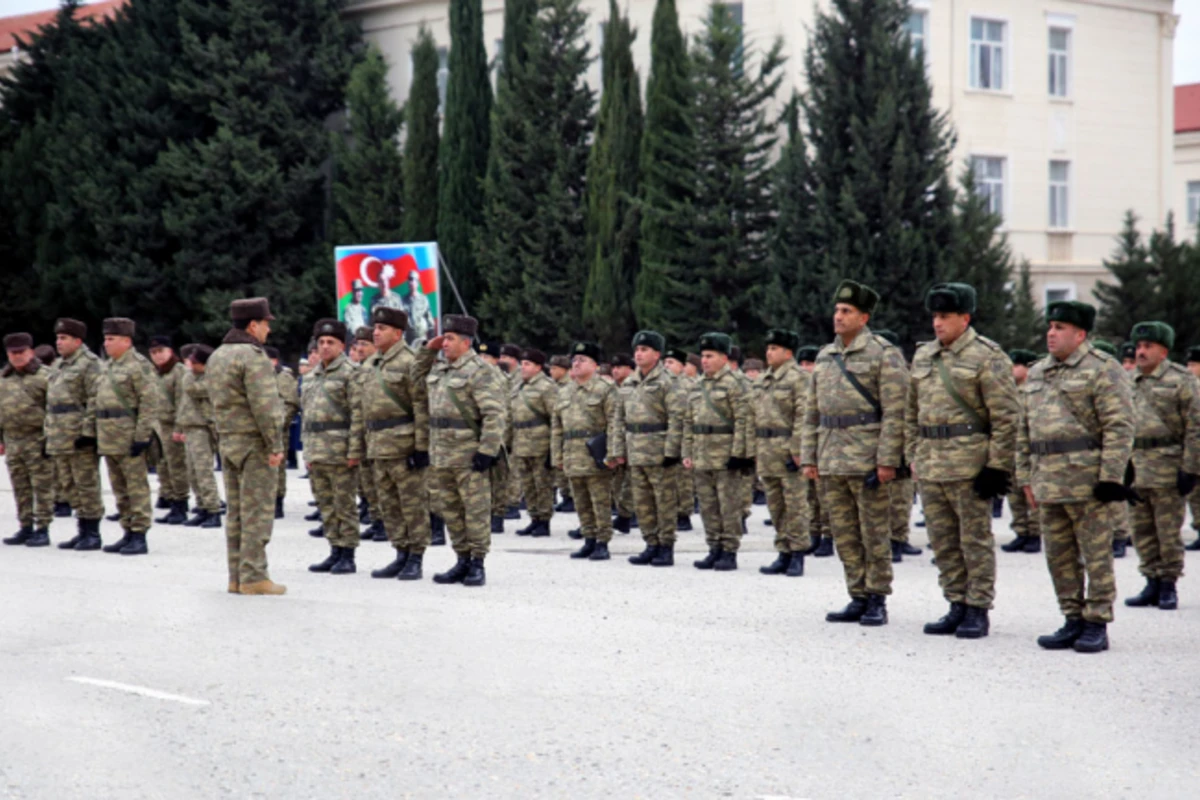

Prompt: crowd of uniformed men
[3,280,1200,653]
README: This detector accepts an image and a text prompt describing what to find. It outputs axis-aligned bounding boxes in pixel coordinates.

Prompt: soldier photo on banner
[335,243,441,346]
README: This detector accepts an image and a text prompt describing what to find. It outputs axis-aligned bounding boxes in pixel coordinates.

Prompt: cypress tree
[1145,215,1198,361]
[1094,211,1157,345]
[763,93,817,338]
[402,27,440,243]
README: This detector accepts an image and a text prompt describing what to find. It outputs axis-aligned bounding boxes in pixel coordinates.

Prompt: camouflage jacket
[801,328,908,475]
[751,359,809,477]
[904,327,1020,482]
[0,362,49,442]
[93,348,159,456]
[416,348,506,469]
[552,374,624,476]
[511,371,557,458]
[206,329,284,453]
[301,353,363,464]
[618,362,684,468]
[175,370,211,431]
[44,344,102,454]
[1130,360,1200,487]
[1016,341,1134,503]
[154,361,185,426]
[276,366,301,431]
[358,340,428,461]
[682,364,751,469]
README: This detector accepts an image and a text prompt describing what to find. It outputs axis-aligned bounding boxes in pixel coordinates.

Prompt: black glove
[726,457,755,471]
[895,465,913,480]
[407,451,430,471]
[544,454,553,470]
[662,456,681,468]
[471,451,497,473]
[972,466,1012,500]
[41,440,48,458]
[130,441,151,458]
[785,458,799,473]
[864,469,881,490]
[74,436,97,450]
[1094,481,1142,505]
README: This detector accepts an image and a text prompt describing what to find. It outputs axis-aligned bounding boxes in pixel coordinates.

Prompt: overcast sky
[6,0,1200,84]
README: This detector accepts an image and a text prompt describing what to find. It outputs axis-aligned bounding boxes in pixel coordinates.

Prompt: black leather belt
[755,427,791,439]
[367,417,413,432]
[49,404,82,415]
[1134,436,1180,450]
[627,423,668,434]
[919,423,987,439]
[96,409,132,420]
[692,425,734,435]
[306,421,350,433]
[820,412,879,429]
[431,417,474,430]
[514,419,549,429]
[1030,438,1100,456]
[564,430,598,440]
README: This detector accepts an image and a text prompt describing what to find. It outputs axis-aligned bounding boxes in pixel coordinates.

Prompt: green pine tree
[1094,211,1158,345]
[1008,259,1043,353]
[947,164,1016,347]
[1147,214,1198,361]
[402,27,440,243]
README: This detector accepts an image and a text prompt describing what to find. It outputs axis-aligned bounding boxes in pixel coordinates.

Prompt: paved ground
[1,466,1197,799]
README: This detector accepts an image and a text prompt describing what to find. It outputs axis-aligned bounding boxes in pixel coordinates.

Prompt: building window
[1188,181,1200,225]
[971,156,1006,219]
[1045,284,1077,306]
[1049,160,1070,229]
[969,18,1006,91]
[905,10,927,59]
[1048,27,1070,97]
[494,38,504,76]
[437,46,449,114]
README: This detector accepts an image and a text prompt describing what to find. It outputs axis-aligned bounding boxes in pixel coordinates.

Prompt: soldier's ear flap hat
[1130,321,1175,351]
[371,306,408,330]
[686,353,702,369]
[34,344,56,363]
[1008,349,1039,367]
[312,318,347,341]
[499,344,523,359]
[354,326,374,343]
[55,318,87,340]
[4,333,33,351]
[925,282,977,315]
[521,348,547,366]
[571,341,602,363]
[665,347,688,363]
[192,345,214,365]
[611,353,634,369]
[832,279,879,314]
[443,315,478,338]
[764,329,800,353]
[743,358,764,372]
[102,318,136,338]
[697,332,732,356]
[1120,343,1136,361]
[796,345,821,362]
[264,346,281,360]
[1045,301,1095,333]
[632,330,665,353]
[149,335,172,350]
[230,297,274,322]
[1091,339,1118,357]
[548,354,572,369]
[874,329,900,347]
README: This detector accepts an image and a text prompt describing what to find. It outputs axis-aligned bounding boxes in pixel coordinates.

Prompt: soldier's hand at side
[172,432,186,443]
[74,436,96,451]
[1023,485,1038,509]
[0,444,5,457]
[347,458,360,468]
[876,466,897,484]
[683,458,693,470]
[408,451,430,471]
[425,335,445,351]
[129,441,151,458]
[605,457,626,469]
[269,452,284,468]
[803,465,819,481]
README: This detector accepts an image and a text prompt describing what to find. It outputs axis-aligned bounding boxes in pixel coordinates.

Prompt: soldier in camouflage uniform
[208,298,286,595]
[1093,339,1135,558]
[498,344,524,523]
[683,333,752,571]
[874,329,921,563]
[176,345,222,528]
[548,355,575,514]
[664,347,696,532]
[609,353,637,532]
[512,348,557,538]
[33,344,70,520]
[1121,322,1200,611]
[265,346,300,520]
[0,333,54,547]
[303,319,364,576]
[726,345,757,535]
[351,327,383,537]
[1001,349,1043,553]
[906,284,1020,639]
[46,318,106,550]
[414,315,507,586]
[359,307,431,581]
[621,331,684,567]
[797,345,833,557]
[801,281,907,627]
[1017,301,1134,653]
[1188,346,1200,552]
[553,341,625,561]
[753,329,812,578]
[148,337,191,525]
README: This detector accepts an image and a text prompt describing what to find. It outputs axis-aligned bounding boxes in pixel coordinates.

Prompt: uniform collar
[834,327,873,355]
[929,326,977,357]
[766,358,797,380]
[379,341,409,366]
[318,353,349,374]
[1135,359,1170,382]
[1051,340,1090,369]
[703,363,732,382]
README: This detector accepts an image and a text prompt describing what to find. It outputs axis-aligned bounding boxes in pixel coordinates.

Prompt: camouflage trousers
[920,480,996,609]
[556,471,572,501]
[489,456,510,517]
[54,448,104,520]
[1040,500,1116,623]
[612,464,633,518]
[429,467,491,558]
[54,458,69,504]
[311,463,359,549]
[820,475,893,597]
[183,426,221,513]
[1009,488,1040,538]
[514,455,554,521]
[154,428,190,502]
[375,457,429,554]
[1190,492,1200,532]
[276,428,290,499]
[570,472,614,543]
[106,452,152,533]
[807,478,828,539]
[630,464,678,547]
[676,468,695,518]
[220,434,276,586]
[4,437,54,528]
[693,468,744,553]
[1112,501,1131,543]
[1130,487,1186,581]
[888,477,914,543]
[359,461,379,521]
[763,472,811,554]
[507,453,523,507]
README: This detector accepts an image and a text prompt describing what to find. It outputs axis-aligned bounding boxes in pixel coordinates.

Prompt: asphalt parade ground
[1,467,1196,799]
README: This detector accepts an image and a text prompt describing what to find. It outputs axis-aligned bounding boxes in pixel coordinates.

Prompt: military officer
[1122,322,1200,611]
[664,347,696,532]
[683,332,752,571]
[344,280,369,335]
[547,355,576,514]
[1001,349,1043,554]
[801,280,907,627]
[495,343,524,526]
[148,336,191,525]
[1091,339,1135,558]
[208,298,286,595]
[351,327,383,537]
[34,344,70,519]
[610,352,637,532]
[743,358,764,381]
[552,341,625,561]
[906,284,1020,639]
[753,329,812,578]
[0,333,54,547]
[265,346,300,519]
[176,345,223,528]
[415,315,507,586]
[621,331,684,567]
[1188,345,1200,552]
[1017,301,1134,653]
[303,319,364,575]
[796,344,832,557]
[512,348,557,538]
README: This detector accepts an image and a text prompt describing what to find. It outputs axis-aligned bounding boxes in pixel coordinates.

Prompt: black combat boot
[54,501,73,518]
[693,547,720,570]
[890,540,904,563]
[1186,533,1200,551]
[676,515,693,532]
[629,514,639,529]
[759,551,791,575]
[826,597,868,623]
[1124,578,1161,607]
[274,497,284,520]
[752,489,767,506]
[955,606,990,639]
[183,509,209,527]
[859,594,888,626]
[304,508,322,522]
[433,554,471,584]
[568,528,583,540]
[923,602,967,635]
[1072,621,1109,653]
[25,528,50,547]
[1022,536,1042,553]
[764,519,773,527]
[397,552,423,581]
[308,524,325,538]
[430,514,446,546]
[372,550,408,579]
[103,530,132,553]
[588,541,611,561]
[529,519,551,537]
[516,519,537,536]
[900,542,921,556]
[613,515,632,534]
[628,544,659,565]
[1112,538,1128,558]
[365,519,386,541]
[358,498,371,525]
[651,545,674,567]
[1158,580,1178,610]
[58,520,85,550]
[157,500,187,525]
[155,497,171,510]
[105,512,121,522]
[713,550,738,571]
[200,513,222,529]
[3,526,33,545]
[309,546,342,573]
[74,519,102,551]
[330,547,356,575]
[119,532,148,556]
[463,557,486,587]
[505,506,520,520]
[813,536,834,557]
[554,496,575,513]
[491,515,505,533]
[1000,535,1029,552]
[1036,616,1085,650]
[785,552,805,577]
[373,521,388,542]
[570,538,597,559]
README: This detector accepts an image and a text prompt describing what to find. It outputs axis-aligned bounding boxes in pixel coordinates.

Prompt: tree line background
[1,0,1191,360]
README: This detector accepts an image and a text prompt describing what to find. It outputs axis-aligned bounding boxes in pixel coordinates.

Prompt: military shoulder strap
[317,374,350,422]
[830,354,881,415]
[373,363,413,417]
[444,380,482,438]
[701,380,735,426]
[934,354,989,434]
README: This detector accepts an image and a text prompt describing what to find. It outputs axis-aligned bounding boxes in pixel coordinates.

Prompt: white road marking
[67,676,210,707]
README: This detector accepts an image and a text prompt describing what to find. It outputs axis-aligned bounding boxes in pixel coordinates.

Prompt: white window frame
[905,7,929,62]
[1044,283,1078,307]
[1047,27,1071,98]
[1048,160,1071,230]
[1187,181,1200,226]
[970,154,1008,222]
[968,16,1009,93]
[436,46,449,115]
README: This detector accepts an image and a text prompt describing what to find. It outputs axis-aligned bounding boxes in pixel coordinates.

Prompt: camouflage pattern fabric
[806,478,829,540]
[618,361,684,543]
[682,364,750,470]
[1130,488,1186,580]
[920,480,995,608]
[154,361,190,502]
[888,478,914,544]
[763,473,810,553]
[311,463,358,549]
[1041,500,1117,623]
[752,358,810,553]
[376,458,429,553]
[177,370,221,512]
[54,452,104,520]
[570,473,613,543]
[1008,489,1040,539]
[0,362,54,527]
[106,453,152,533]
[515,455,554,521]
[44,344,101,454]
[630,465,678,546]
[551,375,624,476]
[275,366,300,498]
[93,348,159,457]
[821,475,893,597]
[301,353,363,464]
[429,467,491,557]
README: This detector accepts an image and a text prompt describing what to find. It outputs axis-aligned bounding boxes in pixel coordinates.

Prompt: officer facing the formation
[683,332,752,571]
[175,345,222,528]
[148,336,190,525]
[620,331,684,567]
[207,298,286,596]
[1122,322,1200,611]
[511,348,557,538]
[1,333,54,547]
[94,318,160,556]
[1001,349,1043,554]
[265,346,300,519]
[359,306,431,581]
[303,319,364,576]
[906,284,1020,639]
[415,315,506,586]
[802,280,908,626]
[753,328,812,578]
[1017,301,1134,653]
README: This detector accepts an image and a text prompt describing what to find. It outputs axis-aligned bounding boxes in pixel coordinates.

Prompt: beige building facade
[1178,83,1200,238]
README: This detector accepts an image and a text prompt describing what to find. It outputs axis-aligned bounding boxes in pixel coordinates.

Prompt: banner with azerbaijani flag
[335,242,440,345]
